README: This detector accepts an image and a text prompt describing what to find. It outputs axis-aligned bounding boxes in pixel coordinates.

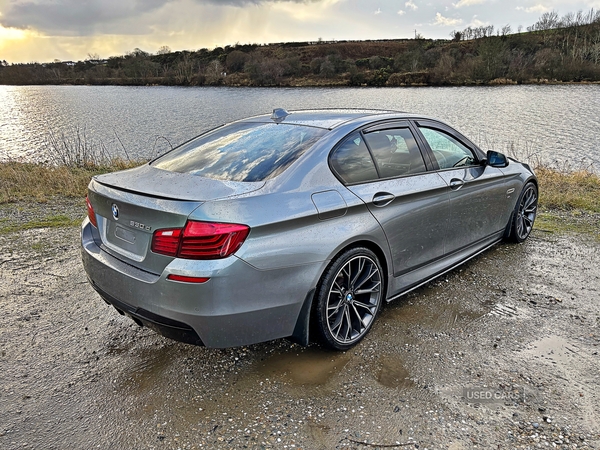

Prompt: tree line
[1,9,600,87]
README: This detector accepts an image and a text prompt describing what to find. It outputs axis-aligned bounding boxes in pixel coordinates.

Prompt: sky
[1,0,599,63]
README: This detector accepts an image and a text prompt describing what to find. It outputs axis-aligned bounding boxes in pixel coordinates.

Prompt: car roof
[240,109,421,130]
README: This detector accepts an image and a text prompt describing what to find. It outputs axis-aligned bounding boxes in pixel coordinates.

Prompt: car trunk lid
[88,165,264,274]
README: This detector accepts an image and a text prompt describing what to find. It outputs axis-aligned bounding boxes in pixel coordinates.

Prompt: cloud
[405,0,418,11]
[432,12,462,26]
[469,17,487,27]
[0,0,171,35]
[374,7,381,15]
[453,0,485,7]
[0,0,325,36]
[516,4,549,13]
[397,9,406,15]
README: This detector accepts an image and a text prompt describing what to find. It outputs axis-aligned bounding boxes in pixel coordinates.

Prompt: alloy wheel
[516,184,538,241]
[326,255,382,345]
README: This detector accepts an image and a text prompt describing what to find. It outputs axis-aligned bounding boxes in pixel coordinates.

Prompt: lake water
[0,84,599,170]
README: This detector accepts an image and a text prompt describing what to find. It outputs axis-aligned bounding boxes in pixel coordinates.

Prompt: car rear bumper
[81,220,321,348]
[89,281,205,345]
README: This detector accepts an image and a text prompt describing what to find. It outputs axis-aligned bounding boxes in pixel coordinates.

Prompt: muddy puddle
[380,292,490,333]
[120,344,180,393]
[525,335,581,365]
[256,347,351,386]
[518,334,600,432]
[375,356,414,389]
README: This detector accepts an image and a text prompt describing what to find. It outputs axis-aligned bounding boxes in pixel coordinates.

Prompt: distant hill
[2,10,599,87]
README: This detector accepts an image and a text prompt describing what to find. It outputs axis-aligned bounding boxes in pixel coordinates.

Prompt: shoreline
[2,79,600,88]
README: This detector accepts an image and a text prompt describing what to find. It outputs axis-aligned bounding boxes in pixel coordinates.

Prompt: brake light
[86,196,98,228]
[151,221,250,260]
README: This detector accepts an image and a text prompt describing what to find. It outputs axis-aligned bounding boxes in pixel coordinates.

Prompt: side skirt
[387,232,503,303]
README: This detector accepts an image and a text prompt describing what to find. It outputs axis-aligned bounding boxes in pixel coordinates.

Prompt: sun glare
[0,25,27,41]
[271,0,342,21]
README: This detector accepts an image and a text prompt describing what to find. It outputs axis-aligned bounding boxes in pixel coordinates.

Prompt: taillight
[151,228,182,256]
[86,196,98,228]
[151,221,250,260]
[179,221,250,259]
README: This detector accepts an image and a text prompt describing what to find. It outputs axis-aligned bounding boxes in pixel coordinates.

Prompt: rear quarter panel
[188,183,389,272]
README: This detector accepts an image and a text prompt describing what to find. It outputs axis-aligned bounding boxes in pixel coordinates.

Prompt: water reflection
[0,84,598,170]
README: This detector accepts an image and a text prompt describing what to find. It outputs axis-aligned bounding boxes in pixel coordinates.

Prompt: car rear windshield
[151,122,328,182]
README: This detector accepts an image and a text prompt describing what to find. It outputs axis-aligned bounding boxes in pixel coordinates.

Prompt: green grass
[0,214,82,234]
[532,168,600,240]
[30,242,46,251]
[534,210,600,240]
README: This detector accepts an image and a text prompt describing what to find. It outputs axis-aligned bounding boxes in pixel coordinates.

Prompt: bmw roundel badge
[111,203,119,220]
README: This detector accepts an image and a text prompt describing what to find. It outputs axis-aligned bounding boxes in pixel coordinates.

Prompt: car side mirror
[484,150,508,168]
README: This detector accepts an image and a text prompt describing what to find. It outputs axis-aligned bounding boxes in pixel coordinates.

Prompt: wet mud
[1,226,599,449]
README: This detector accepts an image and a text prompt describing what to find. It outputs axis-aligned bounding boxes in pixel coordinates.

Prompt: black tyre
[314,247,384,351]
[507,182,538,243]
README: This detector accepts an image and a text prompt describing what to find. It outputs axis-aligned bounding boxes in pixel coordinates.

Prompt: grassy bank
[0,161,598,237]
[0,160,138,203]
[534,167,600,238]
[2,161,598,210]
[536,167,600,212]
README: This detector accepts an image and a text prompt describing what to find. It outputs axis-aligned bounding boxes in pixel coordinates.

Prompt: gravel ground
[0,201,599,449]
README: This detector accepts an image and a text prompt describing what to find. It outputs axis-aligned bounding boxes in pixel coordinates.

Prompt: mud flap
[503,210,515,240]
[287,288,315,347]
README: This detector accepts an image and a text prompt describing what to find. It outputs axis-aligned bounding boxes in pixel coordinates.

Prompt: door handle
[372,192,395,207]
[449,178,465,190]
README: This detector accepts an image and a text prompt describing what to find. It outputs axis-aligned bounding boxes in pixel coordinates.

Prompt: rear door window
[329,132,379,184]
[364,128,426,178]
[152,122,327,182]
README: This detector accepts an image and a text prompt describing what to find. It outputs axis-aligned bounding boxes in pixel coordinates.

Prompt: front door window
[418,127,476,169]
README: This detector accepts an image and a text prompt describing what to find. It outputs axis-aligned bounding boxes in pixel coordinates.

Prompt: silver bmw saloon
[81,109,538,350]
